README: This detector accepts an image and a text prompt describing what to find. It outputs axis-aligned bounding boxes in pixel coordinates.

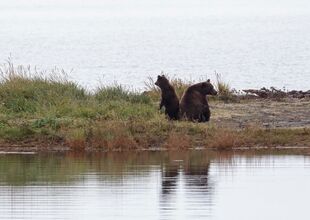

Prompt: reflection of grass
[0,154,89,185]
[0,150,214,185]
[0,63,309,151]
[0,149,307,185]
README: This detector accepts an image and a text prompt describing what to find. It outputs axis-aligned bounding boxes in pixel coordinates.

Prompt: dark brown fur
[155,75,180,120]
[180,80,217,122]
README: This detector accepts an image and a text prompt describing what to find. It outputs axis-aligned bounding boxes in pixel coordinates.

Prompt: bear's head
[198,79,218,96]
[155,75,169,88]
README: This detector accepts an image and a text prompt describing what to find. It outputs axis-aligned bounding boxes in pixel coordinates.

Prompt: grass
[144,75,193,101]
[214,72,237,102]
[95,84,151,104]
[0,62,309,152]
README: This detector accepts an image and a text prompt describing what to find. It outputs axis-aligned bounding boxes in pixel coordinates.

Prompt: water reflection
[160,155,213,219]
[161,164,179,195]
[0,151,310,220]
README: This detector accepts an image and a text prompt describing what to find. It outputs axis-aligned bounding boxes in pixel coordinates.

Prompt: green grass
[96,84,151,104]
[0,63,87,114]
[0,62,155,119]
[0,62,158,142]
[0,62,308,151]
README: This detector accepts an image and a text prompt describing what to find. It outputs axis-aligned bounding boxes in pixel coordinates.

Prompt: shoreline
[0,135,309,154]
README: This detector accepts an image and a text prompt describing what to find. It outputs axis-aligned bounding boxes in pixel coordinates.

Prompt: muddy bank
[0,137,68,153]
[0,136,309,154]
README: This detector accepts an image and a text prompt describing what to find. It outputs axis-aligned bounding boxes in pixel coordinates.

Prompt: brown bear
[180,79,217,122]
[155,75,180,120]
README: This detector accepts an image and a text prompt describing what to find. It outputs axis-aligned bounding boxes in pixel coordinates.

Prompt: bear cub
[155,75,180,120]
[180,79,217,122]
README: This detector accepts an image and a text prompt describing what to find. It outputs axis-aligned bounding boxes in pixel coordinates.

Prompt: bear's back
[180,82,211,122]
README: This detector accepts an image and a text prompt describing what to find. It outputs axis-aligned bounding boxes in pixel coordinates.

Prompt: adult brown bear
[180,79,217,122]
[155,75,180,120]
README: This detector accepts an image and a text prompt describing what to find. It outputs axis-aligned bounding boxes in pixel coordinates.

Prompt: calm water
[0,151,310,220]
[0,0,310,90]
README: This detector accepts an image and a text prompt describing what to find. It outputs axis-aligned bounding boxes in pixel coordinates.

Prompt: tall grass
[145,73,235,102]
[0,62,154,119]
[0,62,159,143]
[0,62,87,114]
[144,75,193,100]
[95,84,151,104]
[214,72,236,102]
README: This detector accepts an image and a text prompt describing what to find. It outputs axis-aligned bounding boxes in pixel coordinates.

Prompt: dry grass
[206,129,243,150]
[213,72,237,102]
[145,73,237,103]
[68,122,143,151]
[203,126,310,151]
[59,125,310,152]
[105,135,140,151]
[65,129,87,151]
[165,132,191,150]
[2,119,310,151]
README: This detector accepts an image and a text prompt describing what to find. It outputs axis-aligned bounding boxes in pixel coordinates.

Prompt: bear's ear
[207,79,210,83]
[161,74,165,77]
[157,75,161,78]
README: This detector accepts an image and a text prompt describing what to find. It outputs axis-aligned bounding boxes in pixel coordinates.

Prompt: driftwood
[243,87,310,99]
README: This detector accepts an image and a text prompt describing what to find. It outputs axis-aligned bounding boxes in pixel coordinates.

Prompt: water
[0,0,310,90]
[0,151,310,220]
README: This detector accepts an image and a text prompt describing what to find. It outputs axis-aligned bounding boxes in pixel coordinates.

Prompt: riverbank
[0,63,309,152]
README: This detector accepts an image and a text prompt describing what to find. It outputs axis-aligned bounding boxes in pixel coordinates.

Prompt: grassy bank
[0,63,309,152]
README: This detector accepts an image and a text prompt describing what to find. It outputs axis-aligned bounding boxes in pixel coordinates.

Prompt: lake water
[0,0,310,90]
[0,151,310,220]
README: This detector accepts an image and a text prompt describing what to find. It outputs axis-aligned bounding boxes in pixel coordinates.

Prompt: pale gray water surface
[0,0,310,90]
[0,151,310,220]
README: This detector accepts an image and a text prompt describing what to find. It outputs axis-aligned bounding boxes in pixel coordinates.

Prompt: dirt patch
[211,99,310,129]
